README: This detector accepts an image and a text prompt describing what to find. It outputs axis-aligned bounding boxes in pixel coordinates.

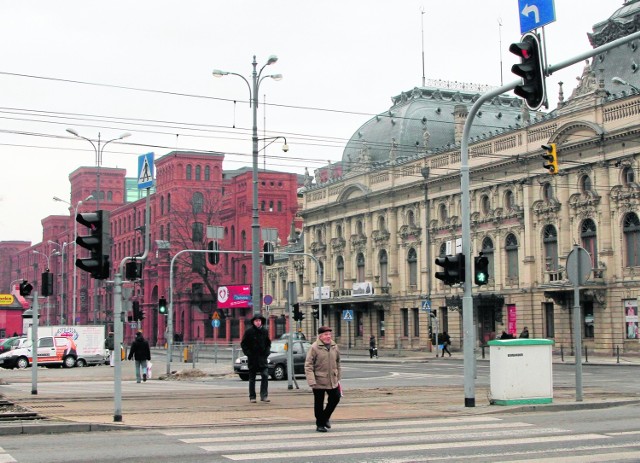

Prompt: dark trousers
[442,344,451,356]
[249,366,269,400]
[313,387,341,427]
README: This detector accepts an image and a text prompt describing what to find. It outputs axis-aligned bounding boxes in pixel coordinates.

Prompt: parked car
[234,340,312,381]
[0,336,77,369]
[0,336,25,354]
[279,332,307,340]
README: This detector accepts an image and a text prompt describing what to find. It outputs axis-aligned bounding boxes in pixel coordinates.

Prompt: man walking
[305,326,342,432]
[241,314,271,403]
[127,330,151,383]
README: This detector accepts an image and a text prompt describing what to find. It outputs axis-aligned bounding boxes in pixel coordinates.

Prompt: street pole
[48,240,67,324]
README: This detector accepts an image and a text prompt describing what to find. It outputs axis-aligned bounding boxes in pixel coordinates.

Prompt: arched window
[439,204,448,222]
[505,190,514,210]
[261,201,266,211]
[241,265,248,284]
[231,225,235,246]
[580,175,592,193]
[166,223,171,242]
[205,165,210,181]
[505,233,519,280]
[277,201,282,212]
[408,210,416,227]
[186,165,192,180]
[336,256,345,289]
[407,248,417,286]
[356,220,364,235]
[481,237,494,281]
[581,219,598,268]
[336,224,343,238]
[377,216,386,232]
[241,230,247,251]
[481,195,491,214]
[316,228,323,243]
[107,191,113,201]
[543,183,554,201]
[167,193,171,212]
[160,196,164,215]
[195,165,201,181]
[543,225,559,272]
[623,213,640,267]
[379,250,388,288]
[623,166,635,186]
[192,192,204,214]
[438,242,446,257]
[356,252,365,282]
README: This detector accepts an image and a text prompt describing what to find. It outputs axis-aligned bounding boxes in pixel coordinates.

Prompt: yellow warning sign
[0,294,15,305]
[212,312,220,320]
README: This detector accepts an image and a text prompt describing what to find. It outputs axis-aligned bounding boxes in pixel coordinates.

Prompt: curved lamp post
[612,76,640,93]
[32,249,57,326]
[212,55,282,315]
[48,240,68,324]
[53,194,93,325]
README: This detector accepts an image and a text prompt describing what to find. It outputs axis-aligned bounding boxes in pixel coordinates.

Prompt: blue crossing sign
[421,300,431,312]
[137,152,155,189]
[343,309,354,322]
[518,0,556,34]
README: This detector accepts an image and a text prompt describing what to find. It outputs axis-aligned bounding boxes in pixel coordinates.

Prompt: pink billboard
[217,285,252,309]
[507,304,517,336]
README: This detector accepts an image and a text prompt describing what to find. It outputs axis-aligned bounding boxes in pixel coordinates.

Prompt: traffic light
[541,143,558,175]
[312,307,319,319]
[263,241,274,266]
[158,297,168,316]
[429,309,437,318]
[19,281,33,297]
[125,261,142,280]
[41,271,54,297]
[207,241,220,265]
[76,210,111,280]
[434,253,465,286]
[293,303,305,322]
[474,253,490,286]
[509,32,546,111]
[132,301,141,321]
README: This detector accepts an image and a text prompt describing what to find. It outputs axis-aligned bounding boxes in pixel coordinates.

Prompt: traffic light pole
[460,29,640,408]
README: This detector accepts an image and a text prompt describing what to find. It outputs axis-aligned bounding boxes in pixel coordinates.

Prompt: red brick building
[1,151,302,345]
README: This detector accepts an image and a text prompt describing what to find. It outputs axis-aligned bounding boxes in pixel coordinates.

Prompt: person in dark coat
[519,327,530,338]
[127,330,151,383]
[369,335,378,358]
[241,314,272,403]
[441,331,452,357]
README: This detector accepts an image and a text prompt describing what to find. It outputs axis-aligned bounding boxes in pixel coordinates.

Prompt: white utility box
[487,338,554,405]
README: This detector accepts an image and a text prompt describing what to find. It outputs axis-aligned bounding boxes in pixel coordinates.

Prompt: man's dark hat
[251,314,266,324]
[318,326,332,334]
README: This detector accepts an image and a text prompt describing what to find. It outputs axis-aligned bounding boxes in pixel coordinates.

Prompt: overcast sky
[0,0,624,244]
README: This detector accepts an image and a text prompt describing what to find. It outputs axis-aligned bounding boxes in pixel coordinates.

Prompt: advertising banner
[624,299,638,339]
[507,304,517,336]
[217,285,252,309]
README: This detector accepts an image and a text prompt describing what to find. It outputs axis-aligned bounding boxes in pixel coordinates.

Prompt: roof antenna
[498,17,504,86]
[421,5,426,87]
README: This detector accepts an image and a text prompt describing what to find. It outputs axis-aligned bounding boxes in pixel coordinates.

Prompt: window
[231,226,235,246]
[379,250,388,288]
[316,228,323,244]
[581,219,598,268]
[160,225,164,241]
[336,256,345,288]
[505,190,514,210]
[195,165,201,181]
[269,201,274,212]
[543,225,559,272]
[160,196,164,215]
[401,308,409,337]
[543,183,554,201]
[623,166,635,186]
[186,165,192,180]
[356,220,364,235]
[192,192,204,214]
[107,191,113,201]
[407,210,416,227]
[261,201,266,211]
[580,175,592,193]
[277,201,282,212]
[439,204,448,222]
[357,253,365,282]
[205,166,210,181]
[481,194,491,214]
[378,309,385,338]
[481,237,494,280]
[192,253,205,273]
[412,308,419,337]
[623,213,640,267]
[336,224,343,238]
[378,215,386,232]
[241,230,247,251]
[167,193,171,212]
[167,223,171,242]
[241,265,247,284]
[407,248,418,286]
[505,233,519,280]
[192,222,204,242]
[583,301,594,338]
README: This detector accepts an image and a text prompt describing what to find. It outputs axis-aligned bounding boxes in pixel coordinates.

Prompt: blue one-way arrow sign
[518,0,556,34]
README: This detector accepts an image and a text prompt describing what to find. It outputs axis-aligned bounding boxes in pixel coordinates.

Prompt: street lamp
[33,249,56,326]
[612,76,640,93]
[48,240,68,324]
[53,194,93,325]
[212,55,283,315]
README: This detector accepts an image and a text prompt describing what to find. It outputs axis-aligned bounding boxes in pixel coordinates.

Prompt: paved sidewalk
[1,350,639,435]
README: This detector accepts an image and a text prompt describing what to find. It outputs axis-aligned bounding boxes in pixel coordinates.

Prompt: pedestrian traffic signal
[429,309,437,318]
[474,253,490,286]
[541,143,558,175]
[509,32,546,111]
[125,261,142,280]
[263,241,274,266]
[158,297,167,315]
[76,210,111,280]
[312,307,319,319]
[434,253,465,286]
[132,301,142,321]
[41,271,54,297]
[207,241,220,265]
[293,303,304,321]
[19,281,33,297]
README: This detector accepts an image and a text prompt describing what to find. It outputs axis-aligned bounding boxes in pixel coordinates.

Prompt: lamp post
[53,194,94,325]
[32,249,56,326]
[612,76,640,93]
[48,240,68,324]
[213,55,282,315]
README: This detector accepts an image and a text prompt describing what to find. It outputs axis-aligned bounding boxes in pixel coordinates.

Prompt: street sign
[212,312,220,320]
[263,295,273,306]
[518,0,556,34]
[567,246,592,286]
[0,294,14,305]
[343,309,354,322]
[421,300,431,312]
[137,152,155,189]
[212,319,220,328]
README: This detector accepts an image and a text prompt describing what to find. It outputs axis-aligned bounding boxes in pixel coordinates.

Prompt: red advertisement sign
[217,285,252,309]
[507,304,517,336]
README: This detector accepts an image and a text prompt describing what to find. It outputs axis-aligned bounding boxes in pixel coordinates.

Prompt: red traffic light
[509,32,546,111]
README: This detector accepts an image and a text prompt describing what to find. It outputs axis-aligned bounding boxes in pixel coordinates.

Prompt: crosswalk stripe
[183,421,535,444]
[160,416,502,436]
[0,454,17,463]
[221,433,607,461]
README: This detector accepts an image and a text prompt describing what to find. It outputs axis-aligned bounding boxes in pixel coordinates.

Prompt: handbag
[146,361,153,379]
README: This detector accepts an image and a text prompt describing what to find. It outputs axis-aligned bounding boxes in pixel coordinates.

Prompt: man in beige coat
[304,326,342,432]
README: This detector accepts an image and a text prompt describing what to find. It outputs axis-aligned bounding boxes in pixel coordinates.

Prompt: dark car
[234,340,311,381]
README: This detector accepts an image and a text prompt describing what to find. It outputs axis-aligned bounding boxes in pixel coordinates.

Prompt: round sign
[263,295,273,306]
[566,246,592,285]
[212,319,220,328]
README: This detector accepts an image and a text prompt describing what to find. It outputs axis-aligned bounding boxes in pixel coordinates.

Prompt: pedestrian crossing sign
[421,300,431,312]
[343,309,354,322]
[138,152,155,189]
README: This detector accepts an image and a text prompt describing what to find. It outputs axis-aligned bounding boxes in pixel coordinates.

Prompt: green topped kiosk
[487,338,554,406]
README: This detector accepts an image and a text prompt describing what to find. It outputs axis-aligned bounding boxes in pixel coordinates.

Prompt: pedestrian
[369,335,378,358]
[105,332,115,367]
[519,326,530,338]
[500,330,514,339]
[240,314,271,403]
[304,326,342,433]
[127,330,151,383]
[441,331,452,357]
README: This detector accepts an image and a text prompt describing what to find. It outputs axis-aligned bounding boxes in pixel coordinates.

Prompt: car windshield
[270,342,289,354]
